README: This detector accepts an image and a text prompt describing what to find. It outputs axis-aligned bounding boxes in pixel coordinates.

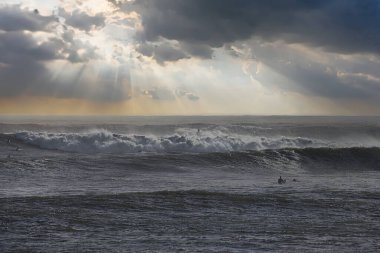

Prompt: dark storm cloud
[180,43,213,59]
[0,5,55,32]
[137,42,189,64]
[109,0,380,102]
[0,5,61,97]
[113,0,380,58]
[0,31,58,97]
[0,32,63,64]
[58,8,106,32]
[136,40,212,64]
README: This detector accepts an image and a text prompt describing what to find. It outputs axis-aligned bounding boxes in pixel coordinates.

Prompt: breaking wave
[14,129,332,154]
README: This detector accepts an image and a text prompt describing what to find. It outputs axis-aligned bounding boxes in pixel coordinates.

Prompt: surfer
[7,138,11,145]
[278,176,286,184]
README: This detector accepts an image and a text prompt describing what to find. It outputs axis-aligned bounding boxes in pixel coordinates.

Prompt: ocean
[0,116,379,252]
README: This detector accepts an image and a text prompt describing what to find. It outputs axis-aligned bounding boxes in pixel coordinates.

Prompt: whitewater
[0,116,379,252]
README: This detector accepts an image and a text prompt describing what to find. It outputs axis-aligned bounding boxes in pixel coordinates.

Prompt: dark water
[0,116,379,252]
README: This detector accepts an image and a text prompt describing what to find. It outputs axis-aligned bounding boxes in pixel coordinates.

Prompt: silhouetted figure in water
[7,138,11,145]
[278,176,286,184]
[15,146,20,151]
[293,178,298,182]
[197,128,200,134]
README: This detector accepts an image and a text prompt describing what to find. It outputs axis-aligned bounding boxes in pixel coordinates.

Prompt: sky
[0,0,380,115]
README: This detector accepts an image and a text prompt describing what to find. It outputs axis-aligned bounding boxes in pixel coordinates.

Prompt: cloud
[137,41,189,64]
[1,0,380,114]
[61,30,100,63]
[0,43,132,102]
[113,0,380,56]
[141,87,175,100]
[230,40,380,102]
[0,26,98,66]
[0,32,64,64]
[109,0,380,102]
[141,87,199,101]
[58,8,106,32]
[0,6,63,98]
[0,4,130,102]
[0,4,56,32]
[176,89,200,101]
[135,39,213,64]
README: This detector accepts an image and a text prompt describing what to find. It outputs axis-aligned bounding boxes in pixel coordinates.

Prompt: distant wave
[14,129,333,154]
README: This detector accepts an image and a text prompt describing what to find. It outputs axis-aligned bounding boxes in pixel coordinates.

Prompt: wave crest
[15,129,328,154]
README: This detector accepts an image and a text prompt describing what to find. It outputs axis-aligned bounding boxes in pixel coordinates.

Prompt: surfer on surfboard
[278,176,286,184]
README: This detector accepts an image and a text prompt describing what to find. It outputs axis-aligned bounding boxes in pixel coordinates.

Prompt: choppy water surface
[0,116,379,252]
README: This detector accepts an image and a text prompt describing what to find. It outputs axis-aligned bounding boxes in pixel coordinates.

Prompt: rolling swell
[283,147,380,171]
[159,147,380,171]
[3,189,379,209]
[2,190,379,252]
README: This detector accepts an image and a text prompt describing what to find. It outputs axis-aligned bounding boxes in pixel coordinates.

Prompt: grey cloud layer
[114,0,380,59]
[0,5,55,31]
[1,1,380,107]
[58,8,106,32]
[230,41,380,102]
[112,0,380,102]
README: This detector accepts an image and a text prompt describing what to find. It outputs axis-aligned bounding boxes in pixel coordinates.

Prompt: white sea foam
[15,129,331,154]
